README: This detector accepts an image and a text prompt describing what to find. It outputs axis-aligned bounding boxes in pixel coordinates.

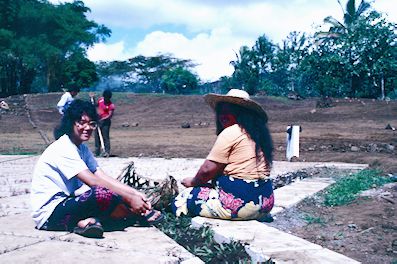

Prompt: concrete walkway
[0,155,368,263]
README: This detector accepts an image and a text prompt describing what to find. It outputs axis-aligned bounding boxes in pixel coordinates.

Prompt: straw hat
[204,89,267,121]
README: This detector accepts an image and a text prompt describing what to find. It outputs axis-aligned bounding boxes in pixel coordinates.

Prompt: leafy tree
[230,35,275,94]
[0,0,23,96]
[271,31,309,96]
[0,0,110,97]
[351,12,397,98]
[253,35,275,74]
[160,67,199,94]
[230,45,261,95]
[95,54,198,93]
[315,0,372,96]
[96,60,130,77]
[60,50,98,89]
[128,54,196,92]
[230,33,310,96]
[200,76,234,94]
[228,7,396,99]
[317,9,396,98]
[298,45,346,98]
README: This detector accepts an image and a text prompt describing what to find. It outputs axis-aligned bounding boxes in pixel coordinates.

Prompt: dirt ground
[269,168,397,264]
[0,92,396,263]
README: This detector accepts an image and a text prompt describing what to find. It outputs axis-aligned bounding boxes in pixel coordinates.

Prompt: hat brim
[204,93,268,121]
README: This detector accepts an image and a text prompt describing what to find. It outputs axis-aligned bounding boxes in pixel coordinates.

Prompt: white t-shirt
[57,92,73,114]
[30,135,98,229]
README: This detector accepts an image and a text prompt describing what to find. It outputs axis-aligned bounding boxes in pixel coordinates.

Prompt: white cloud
[80,0,344,40]
[121,28,248,81]
[87,29,240,81]
[58,0,397,81]
[87,42,131,61]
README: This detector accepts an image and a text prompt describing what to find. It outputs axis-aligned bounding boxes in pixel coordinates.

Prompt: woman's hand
[124,193,151,214]
[182,160,226,187]
[181,177,196,188]
[82,168,153,216]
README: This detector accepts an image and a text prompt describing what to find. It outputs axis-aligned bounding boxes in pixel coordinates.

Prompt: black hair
[215,102,273,165]
[54,99,98,140]
[103,89,112,99]
[68,87,80,93]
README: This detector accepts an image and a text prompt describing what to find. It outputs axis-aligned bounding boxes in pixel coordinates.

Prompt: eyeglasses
[75,120,98,129]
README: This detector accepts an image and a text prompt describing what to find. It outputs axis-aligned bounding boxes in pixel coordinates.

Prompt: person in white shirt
[31,99,163,238]
[56,87,80,115]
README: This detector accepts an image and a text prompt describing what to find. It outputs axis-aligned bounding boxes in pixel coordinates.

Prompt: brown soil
[0,92,396,263]
[269,168,397,264]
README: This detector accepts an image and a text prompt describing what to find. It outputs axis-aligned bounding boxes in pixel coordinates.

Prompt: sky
[50,0,396,82]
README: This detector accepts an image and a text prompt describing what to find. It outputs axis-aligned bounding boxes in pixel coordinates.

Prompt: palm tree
[316,0,371,41]
[229,46,261,95]
[315,0,372,97]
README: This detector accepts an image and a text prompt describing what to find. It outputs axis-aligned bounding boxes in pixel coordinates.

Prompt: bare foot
[144,210,162,222]
[77,217,98,228]
[74,217,103,238]
[141,210,164,225]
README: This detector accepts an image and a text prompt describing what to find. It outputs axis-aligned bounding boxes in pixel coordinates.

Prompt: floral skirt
[41,186,121,231]
[172,176,274,220]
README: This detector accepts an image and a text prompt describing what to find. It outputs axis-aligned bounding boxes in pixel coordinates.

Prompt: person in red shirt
[95,89,115,157]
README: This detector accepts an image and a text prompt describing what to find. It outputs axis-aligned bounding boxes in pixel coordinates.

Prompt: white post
[286,125,301,161]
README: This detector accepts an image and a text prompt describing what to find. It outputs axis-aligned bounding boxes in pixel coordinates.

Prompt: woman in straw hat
[172,89,274,220]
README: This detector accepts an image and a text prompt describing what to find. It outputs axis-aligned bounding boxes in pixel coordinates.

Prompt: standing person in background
[57,87,80,115]
[95,89,115,157]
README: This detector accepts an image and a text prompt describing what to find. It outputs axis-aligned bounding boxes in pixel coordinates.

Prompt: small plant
[157,212,251,263]
[303,214,325,225]
[323,169,393,206]
[334,231,344,240]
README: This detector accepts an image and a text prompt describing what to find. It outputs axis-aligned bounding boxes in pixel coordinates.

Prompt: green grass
[303,214,325,225]
[1,152,37,155]
[323,169,393,206]
[0,147,38,155]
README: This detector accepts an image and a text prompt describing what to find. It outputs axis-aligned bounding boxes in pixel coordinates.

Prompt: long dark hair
[215,102,273,165]
[54,99,98,140]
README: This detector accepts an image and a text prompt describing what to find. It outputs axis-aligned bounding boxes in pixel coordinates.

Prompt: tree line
[0,0,109,97]
[95,54,199,94]
[1,0,396,99]
[225,0,397,99]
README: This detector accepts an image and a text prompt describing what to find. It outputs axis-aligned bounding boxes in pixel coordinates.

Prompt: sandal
[73,218,104,238]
